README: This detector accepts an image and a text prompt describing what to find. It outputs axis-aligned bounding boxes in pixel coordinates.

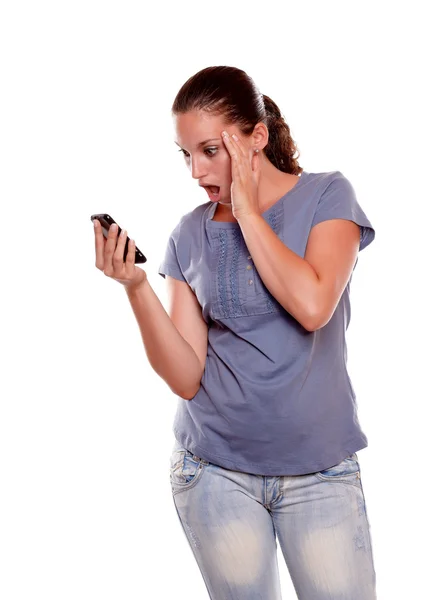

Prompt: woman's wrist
[125,275,148,296]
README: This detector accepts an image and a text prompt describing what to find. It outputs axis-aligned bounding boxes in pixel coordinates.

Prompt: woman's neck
[213,161,301,221]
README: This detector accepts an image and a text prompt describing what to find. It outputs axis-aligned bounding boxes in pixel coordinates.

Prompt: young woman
[93,66,377,599]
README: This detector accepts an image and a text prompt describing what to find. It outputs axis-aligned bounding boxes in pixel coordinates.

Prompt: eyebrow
[174,138,221,149]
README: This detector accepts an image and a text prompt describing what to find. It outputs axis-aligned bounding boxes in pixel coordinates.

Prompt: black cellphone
[90,213,147,264]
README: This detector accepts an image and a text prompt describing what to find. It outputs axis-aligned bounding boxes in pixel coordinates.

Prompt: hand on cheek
[221,131,261,219]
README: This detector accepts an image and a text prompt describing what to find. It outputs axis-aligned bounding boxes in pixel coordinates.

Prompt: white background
[1,1,446,598]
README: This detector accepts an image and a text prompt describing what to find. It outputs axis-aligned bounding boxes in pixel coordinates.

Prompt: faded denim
[170,440,377,599]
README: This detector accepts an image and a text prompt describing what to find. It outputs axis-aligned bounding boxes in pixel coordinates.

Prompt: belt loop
[192,452,209,465]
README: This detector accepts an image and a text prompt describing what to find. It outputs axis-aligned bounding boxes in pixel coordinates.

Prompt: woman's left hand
[222,130,261,220]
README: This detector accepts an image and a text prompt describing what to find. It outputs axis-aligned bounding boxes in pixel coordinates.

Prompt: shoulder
[302,170,362,213]
[169,201,210,243]
[302,170,350,196]
[305,170,375,251]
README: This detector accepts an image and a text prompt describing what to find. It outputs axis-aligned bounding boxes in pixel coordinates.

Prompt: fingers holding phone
[91,213,147,264]
[93,219,107,270]
[92,217,147,291]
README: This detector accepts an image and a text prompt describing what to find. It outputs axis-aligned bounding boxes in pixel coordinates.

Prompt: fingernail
[222,131,229,138]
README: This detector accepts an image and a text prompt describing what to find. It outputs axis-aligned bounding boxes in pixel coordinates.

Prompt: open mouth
[204,185,221,201]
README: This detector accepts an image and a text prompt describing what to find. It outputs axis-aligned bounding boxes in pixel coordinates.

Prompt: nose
[190,156,207,180]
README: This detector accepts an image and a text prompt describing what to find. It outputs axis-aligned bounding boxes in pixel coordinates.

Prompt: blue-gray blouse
[158,170,375,475]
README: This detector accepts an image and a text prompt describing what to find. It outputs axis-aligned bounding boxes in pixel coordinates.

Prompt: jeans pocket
[169,447,206,495]
[314,453,361,487]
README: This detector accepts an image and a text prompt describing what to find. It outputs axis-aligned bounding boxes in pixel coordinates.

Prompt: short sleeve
[158,230,187,283]
[311,172,375,251]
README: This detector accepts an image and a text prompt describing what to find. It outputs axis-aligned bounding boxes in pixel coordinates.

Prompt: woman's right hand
[93,220,147,291]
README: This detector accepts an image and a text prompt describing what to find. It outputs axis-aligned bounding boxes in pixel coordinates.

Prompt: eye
[177,147,218,159]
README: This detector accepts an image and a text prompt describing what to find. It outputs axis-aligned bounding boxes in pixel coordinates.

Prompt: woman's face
[174,110,244,205]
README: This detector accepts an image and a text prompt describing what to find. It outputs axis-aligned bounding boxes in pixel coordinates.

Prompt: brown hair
[172,66,304,176]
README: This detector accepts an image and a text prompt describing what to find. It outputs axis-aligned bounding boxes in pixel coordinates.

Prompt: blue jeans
[170,440,377,599]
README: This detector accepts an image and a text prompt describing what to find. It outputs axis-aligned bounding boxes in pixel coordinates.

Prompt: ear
[252,122,269,152]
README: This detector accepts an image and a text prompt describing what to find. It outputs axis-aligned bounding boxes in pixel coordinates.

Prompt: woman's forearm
[125,279,202,400]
